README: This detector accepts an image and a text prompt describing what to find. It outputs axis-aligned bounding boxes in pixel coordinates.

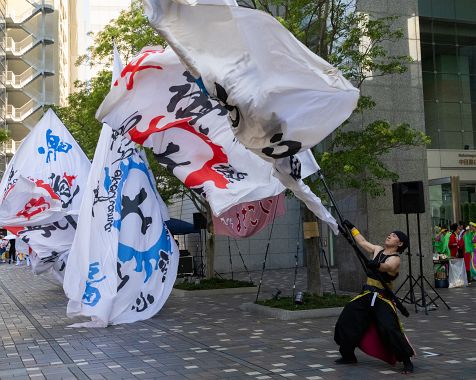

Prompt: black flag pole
[316,170,410,318]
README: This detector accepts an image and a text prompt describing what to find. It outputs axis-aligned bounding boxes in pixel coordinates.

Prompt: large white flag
[64,125,179,326]
[0,109,90,260]
[97,47,287,215]
[140,0,360,232]
[142,0,359,158]
[0,109,90,212]
[97,46,338,232]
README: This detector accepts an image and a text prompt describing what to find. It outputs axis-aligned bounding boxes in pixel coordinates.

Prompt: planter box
[172,286,257,297]
[240,302,343,321]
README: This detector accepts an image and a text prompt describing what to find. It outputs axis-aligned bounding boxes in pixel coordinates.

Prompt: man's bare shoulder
[372,245,384,258]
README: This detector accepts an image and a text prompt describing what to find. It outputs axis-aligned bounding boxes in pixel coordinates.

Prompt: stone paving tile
[0,263,475,379]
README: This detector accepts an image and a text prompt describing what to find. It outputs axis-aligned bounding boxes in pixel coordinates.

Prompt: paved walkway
[0,262,475,379]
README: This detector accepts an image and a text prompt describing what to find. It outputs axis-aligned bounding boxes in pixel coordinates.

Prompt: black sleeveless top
[367,250,399,283]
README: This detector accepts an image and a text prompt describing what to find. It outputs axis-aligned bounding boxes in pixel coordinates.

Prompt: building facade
[0,0,7,171]
[2,0,61,175]
[419,0,476,227]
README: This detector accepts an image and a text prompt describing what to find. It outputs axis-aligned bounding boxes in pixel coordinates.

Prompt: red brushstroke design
[16,196,51,220]
[115,50,163,90]
[129,116,229,189]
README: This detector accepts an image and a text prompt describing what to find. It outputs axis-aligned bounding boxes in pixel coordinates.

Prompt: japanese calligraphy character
[82,262,106,307]
[16,196,51,220]
[37,129,73,163]
[131,292,155,312]
[117,262,130,292]
[261,133,302,159]
[168,71,227,127]
[119,188,152,235]
[115,49,163,90]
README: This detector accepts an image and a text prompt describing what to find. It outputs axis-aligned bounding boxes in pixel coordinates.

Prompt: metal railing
[5,35,54,56]
[3,139,22,155]
[6,0,54,24]
[6,67,40,88]
[6,100,41,122]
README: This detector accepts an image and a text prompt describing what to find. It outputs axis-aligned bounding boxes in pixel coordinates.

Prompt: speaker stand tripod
[395,213,451,314]
[395,214,417,309]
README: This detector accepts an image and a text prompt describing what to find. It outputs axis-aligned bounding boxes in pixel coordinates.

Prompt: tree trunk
[303,204,323,295]
[205,231,215,278]
[205,203,215,278]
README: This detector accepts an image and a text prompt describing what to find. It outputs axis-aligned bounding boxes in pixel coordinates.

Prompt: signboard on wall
[440,151,476,168]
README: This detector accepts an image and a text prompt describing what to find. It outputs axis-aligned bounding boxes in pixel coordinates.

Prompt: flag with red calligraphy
[0,109,90,213]
[0,176,65,226]
[97,47,323,217]
[140,0,360,233]
[212,193,285,238]
[0,109,90,277]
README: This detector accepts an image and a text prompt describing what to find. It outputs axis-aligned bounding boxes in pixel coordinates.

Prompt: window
[420,14,476,149]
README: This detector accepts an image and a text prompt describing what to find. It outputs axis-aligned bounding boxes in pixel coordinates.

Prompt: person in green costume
[470,222,476,281]
[462,224,474,284]
[435,227,450,258]
[433,226,445,255]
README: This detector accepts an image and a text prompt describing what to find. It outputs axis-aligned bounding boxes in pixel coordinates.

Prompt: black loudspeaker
[392,181,425,214]
[179,249,190,257]
[178,256,194,275]
[193,212,207,229]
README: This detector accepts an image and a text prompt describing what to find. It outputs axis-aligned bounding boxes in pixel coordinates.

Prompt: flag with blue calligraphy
[64,124,179,326]
[0,109,90,278]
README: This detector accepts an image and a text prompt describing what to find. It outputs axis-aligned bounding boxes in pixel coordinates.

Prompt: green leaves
[313,121,430,197]
[79,0,165,67]
[0,128,9,144]
[51,71,111,159]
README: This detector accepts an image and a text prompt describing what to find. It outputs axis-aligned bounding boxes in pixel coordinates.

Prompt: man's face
[385,232,402,249]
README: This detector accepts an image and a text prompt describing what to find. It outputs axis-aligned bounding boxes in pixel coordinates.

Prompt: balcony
[6,1,54,25]
[5,35,54,57]
[6,100,41,123]
[2,139,23,155]
[6,67,54,89]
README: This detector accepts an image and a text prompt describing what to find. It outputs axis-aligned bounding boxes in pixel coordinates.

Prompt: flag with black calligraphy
[0,109,90,278]
[96,47,326,218]
[64,124,179,326]
[140,0,361,233]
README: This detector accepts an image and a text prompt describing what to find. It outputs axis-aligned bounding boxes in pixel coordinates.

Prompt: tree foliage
[316,122,429,197]
[0,129,9,144]
[53,72,110,159]
[77,0,165,67]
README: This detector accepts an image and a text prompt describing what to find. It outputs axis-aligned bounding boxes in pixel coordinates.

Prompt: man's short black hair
[392,230,408,252]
